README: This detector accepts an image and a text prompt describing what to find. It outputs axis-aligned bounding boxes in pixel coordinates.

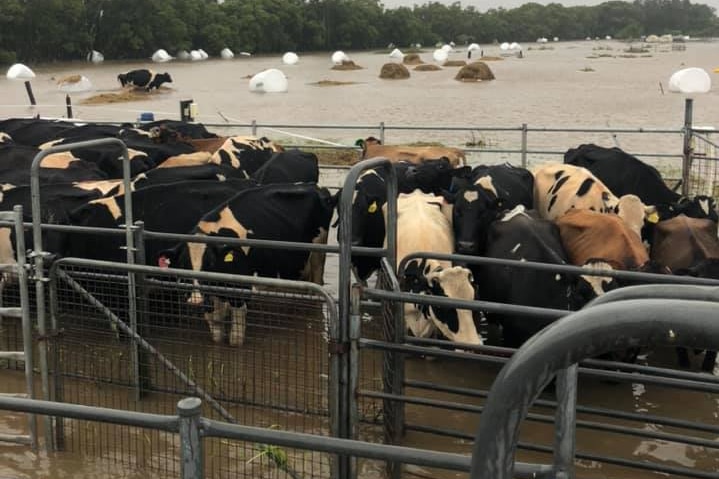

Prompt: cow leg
[676,346,691,369]
[701,350,717,373]
[203,297,230,344]
[229,304,248,347]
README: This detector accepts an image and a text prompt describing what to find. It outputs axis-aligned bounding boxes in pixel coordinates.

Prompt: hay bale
[414,64,442,71]
[57,74,82,85]
[455,61,495,82]
[379,62,410,79]
[443,60,467,67]
[331,60,363,70]
[478,56,503,61]
[403,53,424,65]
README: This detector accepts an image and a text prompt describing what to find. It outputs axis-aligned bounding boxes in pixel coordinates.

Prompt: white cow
[385,189,482,345]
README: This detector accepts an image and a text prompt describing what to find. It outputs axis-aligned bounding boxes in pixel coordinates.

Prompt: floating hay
[331,60,363,70]
[455,61,495,82]
[414,64,442,71]
[443,60,467,67]
[79,87,170,105]
[56,74,82,85]
[578,66,595,72]
[403,53,424,65]
[478,56,503,61]
[379,62,410,79]
[311,80,358,87]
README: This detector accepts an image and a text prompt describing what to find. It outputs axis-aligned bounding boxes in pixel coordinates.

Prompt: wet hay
[311,80,358,87]
[455,61,495,82]
[79,88,171,105]
[379,63,410,79]
[443,60,467,67]
[56,74,83,85]
[331,60,363,70]
[478,56,503,61]
[414,64,442,71]
[402,53,424,65]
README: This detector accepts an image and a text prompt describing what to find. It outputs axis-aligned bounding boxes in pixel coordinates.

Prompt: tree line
[0,0,716,64]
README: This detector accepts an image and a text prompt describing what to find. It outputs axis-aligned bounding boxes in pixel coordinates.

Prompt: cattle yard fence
[0,134,718,478]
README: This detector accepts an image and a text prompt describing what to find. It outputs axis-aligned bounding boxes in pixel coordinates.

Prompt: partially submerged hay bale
[455,61,495,82]
[379,62,410,79]
[443,60,467,67]
[479,56,503,61]
[403,53,424,65]
[311,80,358,86]
[414,64,442,71]
[56,74,82,85]
[331,60,363,70]
[79,87,170,105]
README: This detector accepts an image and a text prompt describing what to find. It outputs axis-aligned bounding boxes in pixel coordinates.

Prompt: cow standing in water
[387,189,482,346]
[117,69,173,91]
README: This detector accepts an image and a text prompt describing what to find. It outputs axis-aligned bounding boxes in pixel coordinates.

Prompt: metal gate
[47,257,340,479]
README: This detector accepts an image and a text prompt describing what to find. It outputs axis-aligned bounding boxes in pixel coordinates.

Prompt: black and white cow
[62,179,258,266]
[391,190,482,346]
[0,143,108,185]
[565,143,718,226]
[117,69,173,91]
[476,206,573,347]
[347,160,468,281]
[158,183,337,346]
[0,118,76,147]
[251,149,319,184]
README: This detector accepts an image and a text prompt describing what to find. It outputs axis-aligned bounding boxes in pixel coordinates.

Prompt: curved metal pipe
[469,299,719,479]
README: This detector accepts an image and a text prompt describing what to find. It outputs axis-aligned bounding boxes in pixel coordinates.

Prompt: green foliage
[0,0,717,63]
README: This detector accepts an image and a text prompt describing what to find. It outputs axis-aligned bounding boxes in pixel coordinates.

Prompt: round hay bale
[414,64,442,71]
[455,61,495,82]
[331,60,363,71]
[479,56,503,61]
[443,60,467,67]
[379,62,410,79]
[403,53,424,65]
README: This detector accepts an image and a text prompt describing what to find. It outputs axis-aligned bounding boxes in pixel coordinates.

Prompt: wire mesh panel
[689,132,719,197]
[49,262,336,479]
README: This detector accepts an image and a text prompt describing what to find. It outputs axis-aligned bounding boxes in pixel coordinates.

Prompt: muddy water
[0,40,719,478]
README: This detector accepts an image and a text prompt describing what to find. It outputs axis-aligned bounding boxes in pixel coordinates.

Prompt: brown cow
[357,136,466,167]
[533,163,657,238]
[650,214,719,272]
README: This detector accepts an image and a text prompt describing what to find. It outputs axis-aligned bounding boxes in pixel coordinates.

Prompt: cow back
[650,214,719,272]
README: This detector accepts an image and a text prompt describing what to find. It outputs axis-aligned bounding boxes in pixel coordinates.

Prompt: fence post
[251,120,257,136]
[521,123,528,168]
[681,98,693,197]
[178,397,203,479]
[348,284,362,479]
[379,121,385,144]
[553,364,578,479]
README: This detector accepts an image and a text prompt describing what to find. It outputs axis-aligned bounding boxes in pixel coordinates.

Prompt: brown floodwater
[1,39,718,478]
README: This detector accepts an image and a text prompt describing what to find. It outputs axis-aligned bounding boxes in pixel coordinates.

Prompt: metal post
[65,95,72,119]
[251,120,257,136]
[379,121,386,144]
[48,270,64,451]
[24,81,36,106]
[178,397,203,479]
[30,138,134,451]
[348,284,362,479]
[131,221,148,399]
[13,206,37,449]
[681,97,693,197]
[553,365,578,479]
[521,123,528,168]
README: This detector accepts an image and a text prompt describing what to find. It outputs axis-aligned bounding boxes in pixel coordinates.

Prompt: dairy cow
[477,206,573,347]
[357,137,467,167]
[533,163,657,238]
[0,143,108,185]
[251,149,320,184]
[565,143,718,239]
[346,160,468,281]
[158,183,337,346]
[650,215,719,372]
[389,190,482,346]
[118,69,172,91]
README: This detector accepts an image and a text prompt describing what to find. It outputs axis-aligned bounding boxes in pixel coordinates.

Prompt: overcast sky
[379,0,719,12]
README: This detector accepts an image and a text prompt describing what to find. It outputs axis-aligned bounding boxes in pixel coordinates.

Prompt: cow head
[0,132,12,145]
[614,194,658,238]
[676,195,718,222]
[349,169,387,247]
[569,259,620,309]
[444,183,503,256]
[402,259,482,346]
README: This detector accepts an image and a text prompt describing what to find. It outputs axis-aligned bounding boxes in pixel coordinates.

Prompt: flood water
[1,40,719,478]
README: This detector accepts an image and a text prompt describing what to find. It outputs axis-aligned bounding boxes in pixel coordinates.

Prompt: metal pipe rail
[0,396,554,479]
[469,299,719,479]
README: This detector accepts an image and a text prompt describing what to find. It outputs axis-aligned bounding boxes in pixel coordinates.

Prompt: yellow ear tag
[647,212,659,224]
[368,201,378,213]
[224,251,234,262]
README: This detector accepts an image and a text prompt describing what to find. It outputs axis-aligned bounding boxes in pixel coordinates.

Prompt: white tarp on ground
[332,50,349,64]
[221,48,234,59]
[389,48,404,59]
[669,67,711,94]
[249,68,288,93]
